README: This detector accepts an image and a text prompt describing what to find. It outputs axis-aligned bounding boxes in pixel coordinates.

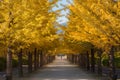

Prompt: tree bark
[73,55,75,64]
[108,46,117,80]
[81,54,85,68]
[74,55,76,64]
[6,47,12,80]
[71,54,73,63]
[79,54,82,66]
[40,51,43,67]
[18,49,23,77]
[86,51,90,71]
[34,48,37,70]
[48,55,50,63]
[28,52,32,73]
[36,50,39,69]
[83,54,86,68]
[68,55,70,62]
[44,55,46,64]
[91,48,95,72]
[97,49,102,75]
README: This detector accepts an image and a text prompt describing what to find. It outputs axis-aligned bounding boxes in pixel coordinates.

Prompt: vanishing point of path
[14,58,106,80]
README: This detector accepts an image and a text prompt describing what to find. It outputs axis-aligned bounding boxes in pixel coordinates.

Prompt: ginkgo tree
[0,0,59,80]
[0,0,120,80]
[63,0,120,79]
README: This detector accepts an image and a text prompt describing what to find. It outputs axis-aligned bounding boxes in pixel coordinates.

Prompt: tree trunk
[74,55,76,64]
[81,54,84,68]
[49,56,51,63]
[40,51,43,67]
[71,54,73,63]
[68,55,71,62]
[76,55,78,64]
[91,49,95,72]
[83,54,86,68]
[79,54,82,66]
[28,52,32,73]
[44,55,46,64]
[76,55,79,64]
[6,47,12,80]
[78,55,80,65]
[34,48,37,70]
[48,56,50,63]
[73,55,75,64]
[36,50,39,69]
[108,46,117,80]
[97,49,102,75]
[86,51,90,71]
[18,49,23,77]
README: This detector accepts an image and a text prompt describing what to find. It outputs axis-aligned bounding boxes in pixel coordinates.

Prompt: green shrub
[0,57,19,71]
[0,57,6,71]
[114,57,120,68]
[12,59,18,67]
[102,57,120,68]
[102,58,109,67]
[22,58,28,65]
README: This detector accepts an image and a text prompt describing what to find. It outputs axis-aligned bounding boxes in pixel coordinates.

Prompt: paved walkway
[13,58,107,80]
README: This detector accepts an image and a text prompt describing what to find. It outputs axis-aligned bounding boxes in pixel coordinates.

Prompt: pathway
[13,58,107,80]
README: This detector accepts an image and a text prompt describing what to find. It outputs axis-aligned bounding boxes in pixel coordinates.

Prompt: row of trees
[17,48,55,77]
[0,0,120,80]
[63,0,120,80]
[0,0,60,80]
